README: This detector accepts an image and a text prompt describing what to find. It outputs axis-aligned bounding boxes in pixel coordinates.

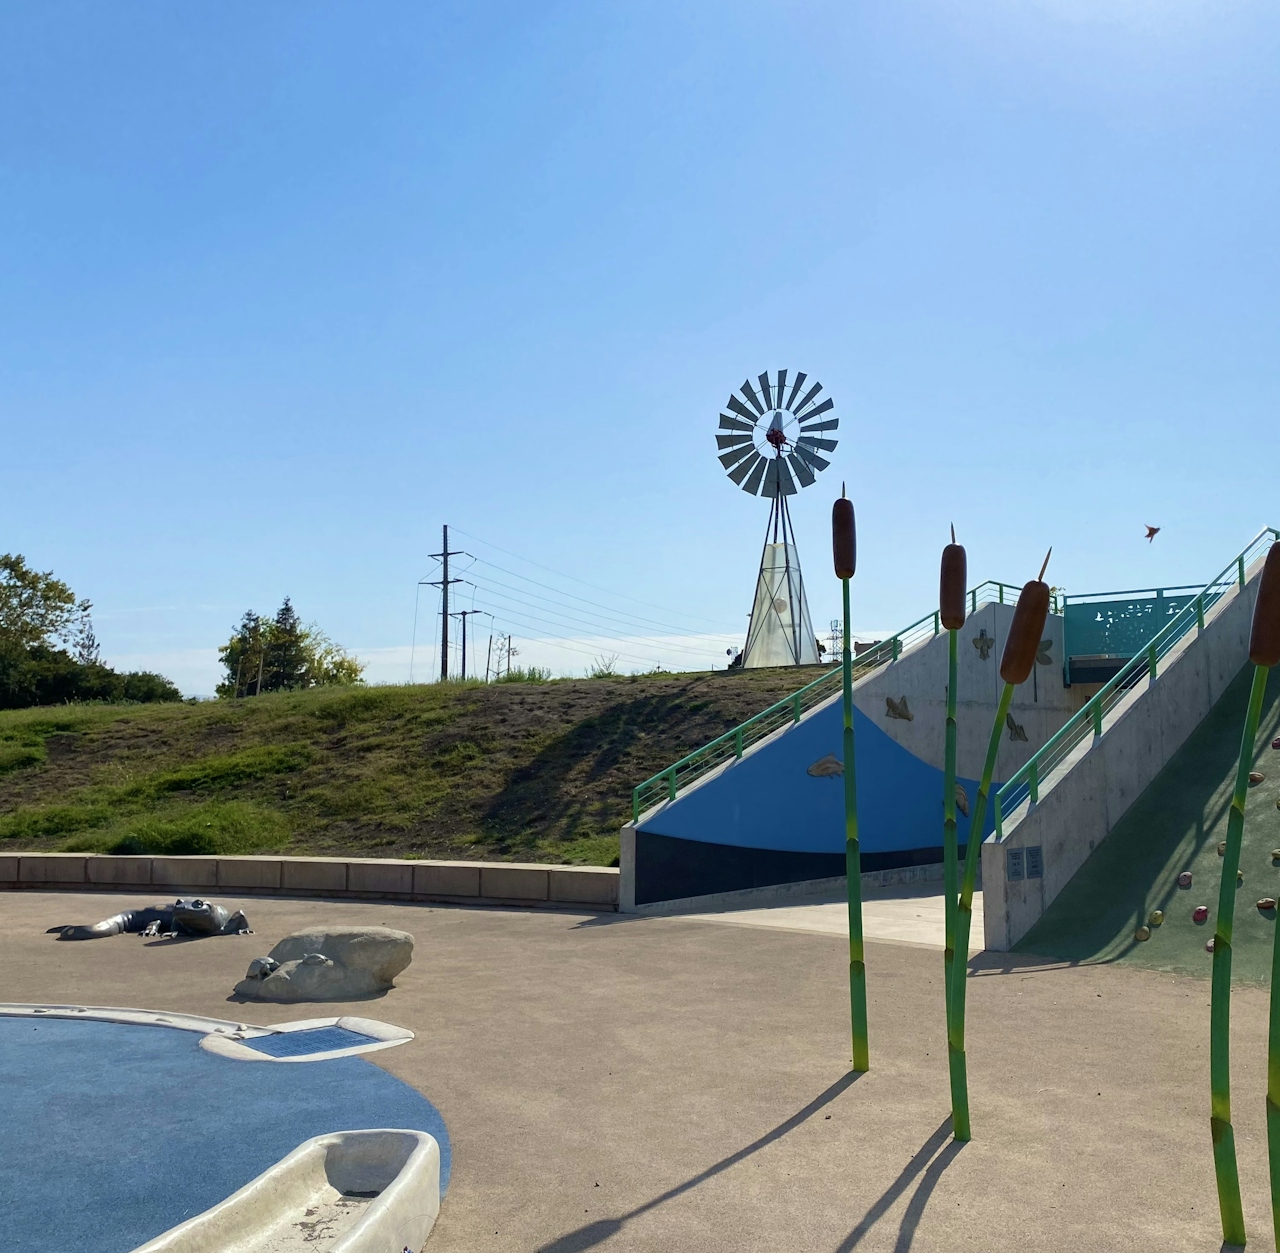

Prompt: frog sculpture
[48,897,251,941]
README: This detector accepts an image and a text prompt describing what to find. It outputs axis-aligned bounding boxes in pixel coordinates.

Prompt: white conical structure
[742,495,820,668]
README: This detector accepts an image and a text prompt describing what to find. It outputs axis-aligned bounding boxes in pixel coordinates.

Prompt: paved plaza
[3,889,1273,1251]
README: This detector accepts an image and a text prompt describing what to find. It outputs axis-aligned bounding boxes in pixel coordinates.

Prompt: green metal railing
[992,526,1280,840]
[631,579,1051,824]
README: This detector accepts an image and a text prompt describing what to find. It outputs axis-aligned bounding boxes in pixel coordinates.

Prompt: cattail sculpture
[939,528,967,1127]
[1232,541,1280,1251]
[948,549,1052,1140]
[832,490,868,1072]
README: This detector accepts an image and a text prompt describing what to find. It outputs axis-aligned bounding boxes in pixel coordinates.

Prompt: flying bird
[1144,526,1160,543]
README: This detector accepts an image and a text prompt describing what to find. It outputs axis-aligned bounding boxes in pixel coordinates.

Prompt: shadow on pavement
[534,1071,862,1252]
[834,1117,965,1252]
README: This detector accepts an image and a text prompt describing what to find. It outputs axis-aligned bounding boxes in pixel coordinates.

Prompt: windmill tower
[716,370,839,669]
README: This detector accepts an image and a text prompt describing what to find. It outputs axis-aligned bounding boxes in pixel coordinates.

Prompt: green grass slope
[1016,664,1280,983]
[0,669,820,867]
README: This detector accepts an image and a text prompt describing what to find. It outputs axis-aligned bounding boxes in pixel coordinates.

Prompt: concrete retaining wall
[982,563,1260,951]
[0,854,618,910]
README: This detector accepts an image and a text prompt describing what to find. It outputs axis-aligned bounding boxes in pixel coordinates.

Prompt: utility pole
[450,609,487,681]
[428,524,465,681]
[484,625,494,683]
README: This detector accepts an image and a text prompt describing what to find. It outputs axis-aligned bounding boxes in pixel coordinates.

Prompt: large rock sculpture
[234,926,413,1002]
[49,898,251,941]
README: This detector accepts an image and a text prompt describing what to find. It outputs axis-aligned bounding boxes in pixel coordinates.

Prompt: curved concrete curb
[0,1004,414,1063]
[129,1128,440,1253]
[0,853,618,910]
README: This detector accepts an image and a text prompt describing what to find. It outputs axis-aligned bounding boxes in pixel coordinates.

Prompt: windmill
[717,369,838,668]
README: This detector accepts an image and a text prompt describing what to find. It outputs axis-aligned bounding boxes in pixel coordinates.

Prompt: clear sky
[3,1,1278,693]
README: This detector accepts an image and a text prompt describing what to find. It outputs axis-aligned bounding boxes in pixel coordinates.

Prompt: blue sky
[3,1,1278,693]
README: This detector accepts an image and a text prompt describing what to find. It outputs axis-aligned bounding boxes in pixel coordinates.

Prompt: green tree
[0,554,86,650]
[0,554,179,709]
[217,599,365,697]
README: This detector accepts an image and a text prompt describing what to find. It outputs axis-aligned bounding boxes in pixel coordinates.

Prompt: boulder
[234,926,413,1002]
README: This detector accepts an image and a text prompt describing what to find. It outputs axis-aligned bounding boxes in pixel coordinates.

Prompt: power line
[451,526,737,629]
[465,554,737,637]
[462,580,731,660]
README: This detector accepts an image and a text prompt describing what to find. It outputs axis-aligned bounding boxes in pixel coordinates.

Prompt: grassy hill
[0,669,821,867]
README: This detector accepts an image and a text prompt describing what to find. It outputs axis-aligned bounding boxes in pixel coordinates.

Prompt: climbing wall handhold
[1249,771,1265,786]
[1178,871,1193,888]
[1206,938,1216,952]
[1148,909,1164,926]
[1193,905,1210,923]
[1218,841,1227,856]
[1258,898,1277,913]
[1135,925,1151,941]
[1272,736,1280,750]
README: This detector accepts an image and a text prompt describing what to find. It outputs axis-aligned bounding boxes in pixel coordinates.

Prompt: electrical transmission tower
[428,524,465,681]
[450,609,489,681]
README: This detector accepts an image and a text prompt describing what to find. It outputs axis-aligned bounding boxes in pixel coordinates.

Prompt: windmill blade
[798,435,838,453]
[742,454,768,495]
[793,381,823,414]
[727,451,762,486]
[716,432,753,450]
[719,413,755,433]
[758,372,773,409]
[775,368,787,406]
[719,443,757,470]
[760,459,782,498]
[787,452,815,488]
[775,457,797,496]
[739,379,766,415]
[785,372,806,410]
[795,395,834,422]
[798,417,838,433]
[793,445,830,473]
[726,396,760,425]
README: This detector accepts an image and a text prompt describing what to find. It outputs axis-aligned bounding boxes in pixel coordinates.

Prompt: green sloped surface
[1015,664,1280,983]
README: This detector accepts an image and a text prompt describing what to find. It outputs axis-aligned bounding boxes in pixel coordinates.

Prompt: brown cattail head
[940,541,967,631]
[832,496,856,580]
[1000,579,1052,685]
[1250,542,1280,667]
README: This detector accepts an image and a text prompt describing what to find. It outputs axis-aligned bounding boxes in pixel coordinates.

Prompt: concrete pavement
[1,889,1272,1252]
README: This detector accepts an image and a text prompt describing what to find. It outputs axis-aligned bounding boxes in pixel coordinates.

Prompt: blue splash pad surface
[0,1016,450,1253]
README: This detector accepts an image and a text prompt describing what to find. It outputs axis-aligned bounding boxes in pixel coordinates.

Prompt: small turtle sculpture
[48,898,251,941]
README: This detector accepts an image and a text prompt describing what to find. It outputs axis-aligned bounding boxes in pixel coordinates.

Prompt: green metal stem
[843,577,869,1073]
[942,629,962,1124]
[1212,663,1268,1246]
[947,680,1015,1142]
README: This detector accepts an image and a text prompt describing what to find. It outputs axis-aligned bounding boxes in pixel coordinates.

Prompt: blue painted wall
[638,698,994,855]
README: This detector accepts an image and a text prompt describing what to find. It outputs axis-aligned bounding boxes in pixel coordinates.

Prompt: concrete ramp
[624,588,1084,911]
[1011,664,1280,980]
[984,534,1276,952]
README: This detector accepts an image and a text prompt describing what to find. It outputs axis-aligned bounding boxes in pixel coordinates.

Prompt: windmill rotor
[717,369,838,497]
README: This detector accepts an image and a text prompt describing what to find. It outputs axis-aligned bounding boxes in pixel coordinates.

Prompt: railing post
[667,768,676,802]
[1197,596,1205,631]
[734,728,743,759]
[1092,702,1103,737]
[970,589,977,615]
[1029,760,1039,804]
[994,793,1003,840]
[999,583,1005,605]
[1148,642,1158,681]
[792,693,802,723]
[1239,555,1246,587]
[933,611,939,636]
[632,789,639,824]
[892,637,901,661]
